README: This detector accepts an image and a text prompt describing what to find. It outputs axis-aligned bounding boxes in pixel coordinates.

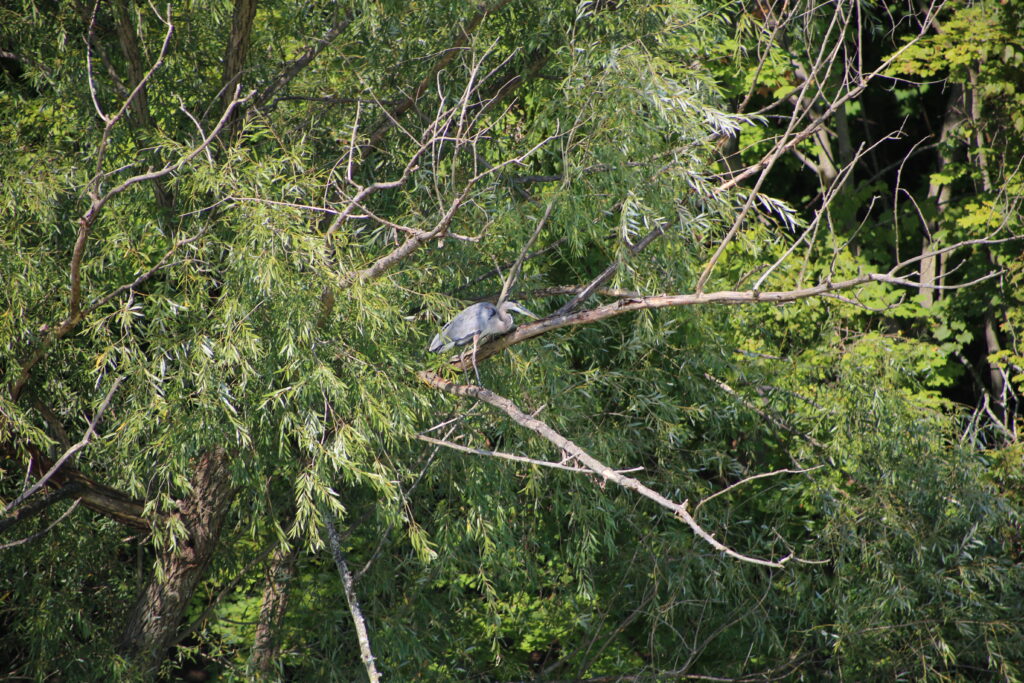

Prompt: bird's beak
[511,303,538,319]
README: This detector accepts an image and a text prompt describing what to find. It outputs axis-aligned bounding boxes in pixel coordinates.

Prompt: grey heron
[429,301,538,354]
[429,300,538,382]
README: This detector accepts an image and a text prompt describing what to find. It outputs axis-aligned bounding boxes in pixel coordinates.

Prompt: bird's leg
[471,333,481,385]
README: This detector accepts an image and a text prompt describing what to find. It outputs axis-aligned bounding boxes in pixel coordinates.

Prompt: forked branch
[418,372,793,568]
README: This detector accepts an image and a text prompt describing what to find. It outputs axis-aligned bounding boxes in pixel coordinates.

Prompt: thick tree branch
[0,482,82,538]
[0,500,81,551]
[0,441,149,529]
[448,236,1017,369]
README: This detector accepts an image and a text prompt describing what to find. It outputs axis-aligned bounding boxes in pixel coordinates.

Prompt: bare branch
[498,200,555,305]
[84,1,107,122]
[5,377,124,515]
[419,372,792,568]
[85,226,211,315]
[556,225,665,316]
[448,235,1020,369]
[0,500,81,551]
[342,188,471,288]
[323,511,382,683]
[0,482,81,538]
[414,433,642,474]
[694,467,823,514]
[448,238,567,296]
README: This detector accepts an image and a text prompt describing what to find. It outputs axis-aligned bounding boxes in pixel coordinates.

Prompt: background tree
[1,0,1021,680]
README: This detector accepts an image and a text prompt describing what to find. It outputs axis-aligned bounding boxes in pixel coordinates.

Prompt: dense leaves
[1,0,1022,680]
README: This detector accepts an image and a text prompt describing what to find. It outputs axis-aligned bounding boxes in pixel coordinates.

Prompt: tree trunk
[113,0,173,210]
[249,544,299,679]
[919,83,963,307]
[221,0,257,139]
[119,448,234,678]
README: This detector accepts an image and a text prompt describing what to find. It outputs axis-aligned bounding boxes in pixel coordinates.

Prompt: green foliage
[1,0,1022,680]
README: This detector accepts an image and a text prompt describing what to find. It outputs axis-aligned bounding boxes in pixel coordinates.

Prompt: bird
[429,300,538,354]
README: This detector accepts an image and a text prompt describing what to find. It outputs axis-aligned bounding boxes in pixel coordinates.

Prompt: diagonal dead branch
[555,225,665,316]
[418,371,792,568]
[5,377,124,515]
[323,510,382,682]
[448,238,567,296]
[252,12,355,110]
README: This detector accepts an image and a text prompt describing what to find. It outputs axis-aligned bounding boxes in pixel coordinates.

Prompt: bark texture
[249,544,299,679]
[119,448,234,678]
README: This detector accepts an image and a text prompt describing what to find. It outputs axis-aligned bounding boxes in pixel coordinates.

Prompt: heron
[429,300,538,381]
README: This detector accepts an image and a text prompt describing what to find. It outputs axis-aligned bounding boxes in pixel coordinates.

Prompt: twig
[448,238,567,295]
[555,225,664,316]
[0,500,81,551]
[415,433,641,473]
[251,12,356,110]
[694,466,823,514]
[498,200,556,304]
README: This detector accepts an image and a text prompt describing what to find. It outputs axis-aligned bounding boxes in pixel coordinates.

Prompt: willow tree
[2,0,1021,680]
